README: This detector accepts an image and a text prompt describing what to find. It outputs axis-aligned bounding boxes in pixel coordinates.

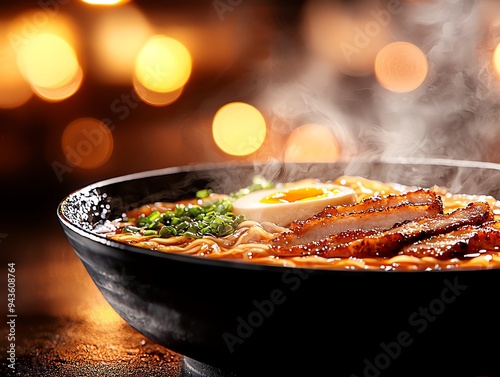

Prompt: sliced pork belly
[271,228,379,257]
[399,221,500,260]
[290,188,441,229]
[273,197,443,246]
[271,202,494,258]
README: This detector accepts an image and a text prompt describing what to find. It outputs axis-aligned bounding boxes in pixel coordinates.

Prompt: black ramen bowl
[57,158,500,377]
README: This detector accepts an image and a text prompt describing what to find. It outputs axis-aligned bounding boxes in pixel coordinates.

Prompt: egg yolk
[260,187,340,204]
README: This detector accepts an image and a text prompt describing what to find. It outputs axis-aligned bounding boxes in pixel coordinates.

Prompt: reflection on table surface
[0,213,184,377]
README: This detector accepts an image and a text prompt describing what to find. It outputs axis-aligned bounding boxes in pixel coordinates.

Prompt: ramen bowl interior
[57,159,500,377]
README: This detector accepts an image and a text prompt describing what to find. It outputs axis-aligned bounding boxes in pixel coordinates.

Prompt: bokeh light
[0,23,33,109]
[374,41,428,93]
[133,76,183,107]
[8,10,80,51]
[302,1,392,76]
[155,23,240,72]
[82,0,129,5]
[493,42,500,77]
[61,118,114,169]
[7,11,82,102]
[135,35,192,93]
[32,65,84,102]
[16,33,81,100]
[16,33,78,88]
[212,102,267,156]
[284,123,340,162]
[91,4,152,84]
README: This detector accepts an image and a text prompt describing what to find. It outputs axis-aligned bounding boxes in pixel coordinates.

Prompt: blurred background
[3,0,500,374]
[3,0,500,204]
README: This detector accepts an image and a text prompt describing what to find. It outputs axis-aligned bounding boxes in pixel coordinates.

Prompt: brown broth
[106,176,500,271]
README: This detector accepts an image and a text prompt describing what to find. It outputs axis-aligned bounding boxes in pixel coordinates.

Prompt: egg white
[231,182,357,227]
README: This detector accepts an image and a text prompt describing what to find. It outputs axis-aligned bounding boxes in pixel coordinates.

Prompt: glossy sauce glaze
[105,176,500,271]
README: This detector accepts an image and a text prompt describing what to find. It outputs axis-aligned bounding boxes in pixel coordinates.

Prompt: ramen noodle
[104,176,500,271]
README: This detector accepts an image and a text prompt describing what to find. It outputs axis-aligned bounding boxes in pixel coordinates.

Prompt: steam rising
[256,0,500,165]
[133,0,500,200]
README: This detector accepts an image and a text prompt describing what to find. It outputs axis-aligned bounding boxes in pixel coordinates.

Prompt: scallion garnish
[125,176,274,239]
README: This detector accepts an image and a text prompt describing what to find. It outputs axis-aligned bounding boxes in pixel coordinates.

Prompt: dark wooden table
[0,212,188,377]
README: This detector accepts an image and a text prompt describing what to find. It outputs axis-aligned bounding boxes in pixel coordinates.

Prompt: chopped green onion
[159,226,177,237]
[229,175,274,199]
[128,176,274,239]
[196,189,212,198]
[137,210,161,227]
[123,225,142,233]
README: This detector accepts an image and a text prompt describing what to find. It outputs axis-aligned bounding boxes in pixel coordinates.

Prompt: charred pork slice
[273,191,443,246]
[290,188,441,229]
[271,202,494,258]
[399,221,500,260]
[270,228,379,257]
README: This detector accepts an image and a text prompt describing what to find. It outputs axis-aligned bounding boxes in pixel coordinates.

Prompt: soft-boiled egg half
[231,182,357,227]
